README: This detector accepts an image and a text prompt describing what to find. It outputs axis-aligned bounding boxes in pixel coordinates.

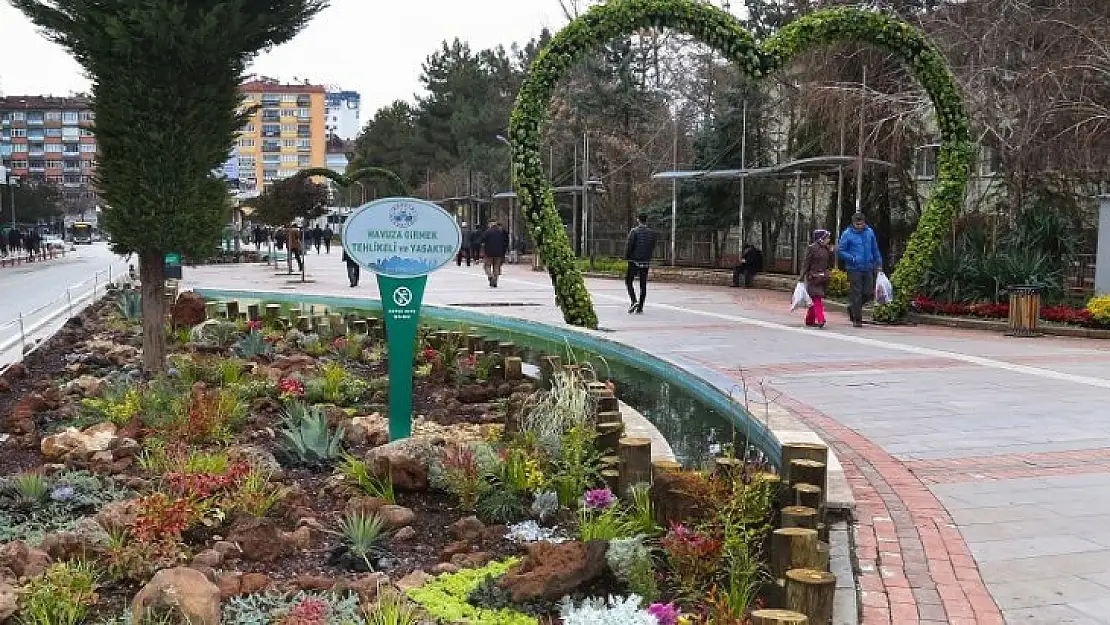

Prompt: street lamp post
[495,134,517,263]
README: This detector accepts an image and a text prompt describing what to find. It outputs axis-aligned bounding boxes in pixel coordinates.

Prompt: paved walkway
[188,257,1110,625]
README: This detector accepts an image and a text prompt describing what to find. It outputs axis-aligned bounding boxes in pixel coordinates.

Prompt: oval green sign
[341,197,463,278]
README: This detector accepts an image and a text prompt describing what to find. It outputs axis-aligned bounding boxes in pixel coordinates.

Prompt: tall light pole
[495,134,517,263]
[670,103,678,267]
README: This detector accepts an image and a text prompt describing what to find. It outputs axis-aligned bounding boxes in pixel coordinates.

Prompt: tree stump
[600,455,621,470]
[351,319,368,335]
[714,457,745,482]
[618,437,652,495]
[601,469,620,492]
[329,313,345,334]
[482,338,500,355]
[817,522,829,543]
[596,422,624,455]
[784,569,835,625]
[771,527,819,578]
[651,460,682,482]
[596,394,620,413]
[467,335,484,353]
[296,316,311,332]
[596,410,623,427]
[225,301,240,320]
[794,483,823,511]
[497,342,517,357]
[781,506,818,530]
[790,460,827,492]
[751,609,809,625]
[561,364,581,381]
[781,443,828,484]
[504,357,523,381]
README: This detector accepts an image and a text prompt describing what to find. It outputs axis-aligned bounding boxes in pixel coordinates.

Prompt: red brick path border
[770,391,1004,625]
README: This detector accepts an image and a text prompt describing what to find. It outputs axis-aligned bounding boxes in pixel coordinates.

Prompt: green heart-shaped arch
[510,0,972,328]
[292,167,409,196]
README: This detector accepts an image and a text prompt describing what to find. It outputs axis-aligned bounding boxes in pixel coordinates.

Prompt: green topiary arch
[509,0,972,328]
[292,166,409,197]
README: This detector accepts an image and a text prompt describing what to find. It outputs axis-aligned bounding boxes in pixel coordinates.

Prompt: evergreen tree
[13,0,326,372]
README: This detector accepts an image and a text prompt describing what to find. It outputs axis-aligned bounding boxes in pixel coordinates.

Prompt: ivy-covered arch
[509,0,972,328]
[292,166,408,196]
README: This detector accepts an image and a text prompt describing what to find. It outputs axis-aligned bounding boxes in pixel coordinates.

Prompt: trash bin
[1007,285,1041,337]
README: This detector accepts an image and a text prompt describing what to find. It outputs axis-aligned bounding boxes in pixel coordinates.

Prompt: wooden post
[597,394,620,413]
[784,569,835,625]
[447,330,464,346]
[296,315,311,332]
[351,319,368,335]
[482,338,500,355]
[601,469,620,492]
[781,506,818,530]
[225,301,240,320]
[771,528,819,578]
[330,313,345,335]
[504,356,523,381]
[467,335,484,353]
[600,455,620,470]
[781,443,829,484]
[794,483,823,511]
[618,437,652,495]
[540,355,562,388]
[497,342,516,357]
[790,460,827,492]
[247,304,261,321]
[751,610,809,625]
[596,410,623,426]
[651,460,682,485]
[596,422,624,455]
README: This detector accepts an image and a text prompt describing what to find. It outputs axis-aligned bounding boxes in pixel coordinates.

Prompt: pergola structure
[652,155,896,271]
[492,182,606,263]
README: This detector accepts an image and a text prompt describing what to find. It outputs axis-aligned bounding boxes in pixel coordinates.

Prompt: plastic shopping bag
[790,282,813,312]
[875,271,894,305]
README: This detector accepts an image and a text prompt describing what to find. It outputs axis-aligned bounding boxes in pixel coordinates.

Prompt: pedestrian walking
[274,228,287,251]
[323,227,334,254]
[456,222,473,266]
[468,224,484,266]
[838,212,883,328]
[480,220,510,288]
[624,213,658,314]
[800,229,835,328]
[311,226,323,253]
[342,250,360,287]
[287,224,304,273]
[731,244,764,288]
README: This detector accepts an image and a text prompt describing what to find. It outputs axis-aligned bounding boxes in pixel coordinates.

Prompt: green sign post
[341,197,462,440]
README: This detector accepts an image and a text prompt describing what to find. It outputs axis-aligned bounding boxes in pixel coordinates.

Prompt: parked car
[43,236,70,252]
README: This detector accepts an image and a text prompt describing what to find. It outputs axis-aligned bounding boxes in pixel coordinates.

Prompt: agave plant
[276,401,344,468]
[233,331,272,359]
[115,289,142,321]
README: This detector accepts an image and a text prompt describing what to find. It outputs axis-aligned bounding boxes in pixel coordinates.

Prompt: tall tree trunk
[140,252,167,374]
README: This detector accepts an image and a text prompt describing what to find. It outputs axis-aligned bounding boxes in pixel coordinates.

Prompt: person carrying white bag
[837,212,884,328]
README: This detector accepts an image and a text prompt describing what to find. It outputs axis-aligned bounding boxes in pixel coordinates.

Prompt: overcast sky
[0,0,569,117]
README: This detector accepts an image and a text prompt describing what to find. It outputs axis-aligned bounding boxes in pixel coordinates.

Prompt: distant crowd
[0,228,50,262]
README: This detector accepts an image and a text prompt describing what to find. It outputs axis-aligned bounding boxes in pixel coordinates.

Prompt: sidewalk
[187,259,1110,625]
[0,248,68,269]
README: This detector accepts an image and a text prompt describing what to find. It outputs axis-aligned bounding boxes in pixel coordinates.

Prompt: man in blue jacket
[838,212,883,327]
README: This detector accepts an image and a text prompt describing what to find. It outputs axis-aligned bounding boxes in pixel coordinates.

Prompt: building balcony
[296,98,311,107]
[27,119,44,125]
[28,151,45,157]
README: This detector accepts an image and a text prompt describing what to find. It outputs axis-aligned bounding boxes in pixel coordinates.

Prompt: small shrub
[19,561,98,625]
[0,470,131,545]
[407,558,536,625]
[559,595,655,625]
[228,469,290,518]
[440,444,485,510]
[363,587,421,625]
[1087,295,1110,325]
[476,488,527,525]
[234,330,273,359]
[115,289,142,321]
[338,454,396,504]
[222,590,360,625]
[827,268,849,298]
[276,401,345,468]
[530,491,559,521]
[336,511,389,571]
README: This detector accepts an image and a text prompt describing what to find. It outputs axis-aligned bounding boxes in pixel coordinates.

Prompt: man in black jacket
[732,244,764,288]
[481,221,510,287]
[624,213,658,313]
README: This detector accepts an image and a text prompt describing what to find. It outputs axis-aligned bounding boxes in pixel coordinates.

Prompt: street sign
[342,197,462,440]
[164,253,183,279]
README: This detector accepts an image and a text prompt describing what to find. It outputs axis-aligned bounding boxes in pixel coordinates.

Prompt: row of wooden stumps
[430,328,524,381]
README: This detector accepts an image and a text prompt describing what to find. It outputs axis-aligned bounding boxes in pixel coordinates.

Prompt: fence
[0,261,129,376]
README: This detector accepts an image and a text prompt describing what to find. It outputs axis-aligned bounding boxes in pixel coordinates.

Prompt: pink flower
[246,320,262,332]
[278,377,304,397]
[583,488,615,509]
[647,602,681,625]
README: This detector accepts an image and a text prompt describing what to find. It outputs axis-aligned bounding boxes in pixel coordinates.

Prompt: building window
[296,108,311,119]
[45,111,61,122]
[0,145,11,157]
[27,112,44,124]
[281,108,296,117]
[262,155,280,165]
[46,160,61,169]
[915,145,938,179]
[80,143,97,153]
[28,143,45,155]
[79,111,94,122]
[11,160,27,169]
[12,112,25,121]
[282,138,296,147]
[281,153,297,163]
[80,128,94,137]
[12,128,25,137]
[979,146,1003,177]
[281,124,296,134]
[262,124,280,137]
[45,143,62,153]
[29,159,45,169]
[298,155,311,167]
[81,160,94,169]
[280,94,296,103]
[62,111,79,124]
[64,174,82,184]
[45,128,61,137]
[243,123,255,133]
[298,139,311,150]
[28,130,44,141]
[62,127,80,140]
[64,160,81,170]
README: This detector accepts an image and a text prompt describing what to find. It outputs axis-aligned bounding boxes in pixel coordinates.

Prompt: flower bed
[912,296,1110,329]
[0,289,834,625]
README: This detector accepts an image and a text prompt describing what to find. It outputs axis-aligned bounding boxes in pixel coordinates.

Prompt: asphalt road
[0,243,129,369]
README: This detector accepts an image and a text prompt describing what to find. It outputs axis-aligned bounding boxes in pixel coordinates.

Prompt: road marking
[501,274,1110,390]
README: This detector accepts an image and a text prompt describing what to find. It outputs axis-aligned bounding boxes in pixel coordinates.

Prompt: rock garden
[0,286,839,625]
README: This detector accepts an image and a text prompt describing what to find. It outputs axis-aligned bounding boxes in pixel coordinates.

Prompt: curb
[907,311,1110,339]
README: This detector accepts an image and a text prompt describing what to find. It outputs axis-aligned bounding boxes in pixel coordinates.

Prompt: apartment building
[0,95,99,213]
[237,79,328,193]
[325,90,361,140]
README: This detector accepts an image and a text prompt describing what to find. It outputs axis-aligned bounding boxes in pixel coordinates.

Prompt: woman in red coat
[800,229,834,328]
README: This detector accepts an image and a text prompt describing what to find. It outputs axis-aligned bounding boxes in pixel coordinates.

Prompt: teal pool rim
[195,287,784,469]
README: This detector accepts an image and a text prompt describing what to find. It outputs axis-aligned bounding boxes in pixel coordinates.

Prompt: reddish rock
[392,526,417,543]
[192,549,223,569]
[449,516,485,542]
[240,572,270,594]
[440,540,473,561]
[293,574,335,591]
[497,540,610,603]
[366,449,428,491]
[431,563,459,575]
[0,541,50,578]
[339,572,388,602]
[227,517,290,562]
[171,292,207,328]
[451,551,493,569]
[0,363,26,383]
[132,567,220,625]
[377,504,416,530]
[345,496,388,518]
[217,574,242,600]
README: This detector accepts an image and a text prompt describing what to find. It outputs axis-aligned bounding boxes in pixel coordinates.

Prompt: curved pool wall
[195,288,783,469]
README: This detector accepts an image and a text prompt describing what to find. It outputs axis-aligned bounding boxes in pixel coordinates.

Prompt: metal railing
[0,261,129,375]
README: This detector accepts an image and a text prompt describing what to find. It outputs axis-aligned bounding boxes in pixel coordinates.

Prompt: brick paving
[188,260,1110,624]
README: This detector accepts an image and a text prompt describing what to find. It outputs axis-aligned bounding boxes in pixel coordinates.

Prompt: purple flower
[582,488,615,509]
[647,602,681,625]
